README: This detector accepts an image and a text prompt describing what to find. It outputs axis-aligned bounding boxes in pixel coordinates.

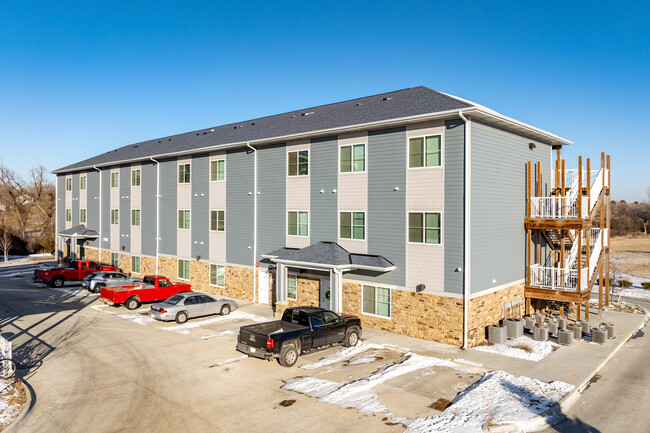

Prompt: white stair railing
[529,264,589,292]
[564,232,580,269]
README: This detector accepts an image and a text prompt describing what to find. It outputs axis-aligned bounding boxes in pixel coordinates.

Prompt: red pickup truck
[34,260,120,287]
[99,275,192,310]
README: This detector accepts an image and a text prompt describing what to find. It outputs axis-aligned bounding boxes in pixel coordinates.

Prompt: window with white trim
[80,208,87,223]
[210,210,225,231]
[288,211,308,236]
[131,169,141,187]
[111,252,119,268]
[210,264,225,287]
[177,210,190,229]
[340,143,365,173]
[178,259,190,280]
[65,208,72,222]
[80,175,87,190]
[131,209,141,226]
[110,209,119,225]
[287,275,297,300]
[409,135,441,168]
[210,160,225,181]
[288,150,309,176]
[131,256,141,274]
[362,285,391,317]
[178,164,190,183]
[408,212,441,244]
[340,212,365,240]
[111,172,119,188]
[65,178,72,191]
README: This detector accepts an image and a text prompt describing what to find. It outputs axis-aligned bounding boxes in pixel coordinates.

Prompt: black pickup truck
[236,306,362,367]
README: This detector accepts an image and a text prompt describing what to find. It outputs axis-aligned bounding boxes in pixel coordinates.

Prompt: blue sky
[1,1,648,201]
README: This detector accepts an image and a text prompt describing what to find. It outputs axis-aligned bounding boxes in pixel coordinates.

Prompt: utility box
[488,325,507,345]
[504,319,524,339]
[534,325,549,341]
[558,329,574,345]
[546,321,559,336]
[535,314,545,325]
[557,316,568,330]
[524,316,535,333]
[592,328,607,344]
[579,320,590,335]
[568,324,582,340]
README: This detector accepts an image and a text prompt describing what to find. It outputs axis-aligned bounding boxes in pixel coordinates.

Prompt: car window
[116,273,126,279]
[81,263,87,270]
[89,262,101,270]
[184,296,200,305]
[158,279,170,287]
[165,295,183,305]
[323,312,339,324]
[310,315,324,327]
[200,295,216,303]
[143,276,154,285]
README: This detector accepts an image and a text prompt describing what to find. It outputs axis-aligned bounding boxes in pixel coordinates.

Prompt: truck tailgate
[239,321,306,350]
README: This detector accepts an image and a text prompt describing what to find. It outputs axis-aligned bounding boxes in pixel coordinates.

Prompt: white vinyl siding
[209,264,225,287]
[362,285,391,318]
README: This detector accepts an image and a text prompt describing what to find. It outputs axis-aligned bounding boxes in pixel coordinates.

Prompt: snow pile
[473,337,559,362]
[300,342,386,370]
[404,370,573,433]
[0,379,23,427]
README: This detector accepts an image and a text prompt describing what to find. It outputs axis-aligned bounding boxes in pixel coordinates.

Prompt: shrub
[619,280,633,288]
[641,282,650,290]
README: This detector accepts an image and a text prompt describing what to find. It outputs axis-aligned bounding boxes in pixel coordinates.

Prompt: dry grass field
[610,235,650,278]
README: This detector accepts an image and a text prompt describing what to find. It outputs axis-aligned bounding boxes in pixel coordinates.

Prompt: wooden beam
[524,287,591,302]
[525,218,592,230]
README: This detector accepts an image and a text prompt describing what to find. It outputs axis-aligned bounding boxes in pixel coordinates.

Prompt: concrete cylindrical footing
[600,322,615,339]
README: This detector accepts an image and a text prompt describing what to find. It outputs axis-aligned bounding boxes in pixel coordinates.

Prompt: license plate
[249,347,256,353]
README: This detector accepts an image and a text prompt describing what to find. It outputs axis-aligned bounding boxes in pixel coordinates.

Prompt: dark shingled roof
[266,242,394,271]
[54,86,471,173]
[57,225,98,238]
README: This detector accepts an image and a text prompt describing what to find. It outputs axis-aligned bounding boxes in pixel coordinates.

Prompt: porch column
[329,269,343,314]
[276,263,287,303]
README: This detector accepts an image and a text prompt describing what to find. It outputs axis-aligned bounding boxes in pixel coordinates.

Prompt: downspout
[93,166,102,263]
[458,111,471,349]
[246,143,257,303]
[150,157,160,274]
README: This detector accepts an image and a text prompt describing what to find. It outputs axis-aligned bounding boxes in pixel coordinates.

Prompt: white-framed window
[131,169,141,187]
[178,259,190,280]
[287,275,297,300]
[340,143,366,173]
[288,150,309,176]
[362,285,391,318]
[340,211,365,240]
[111,172,119,188]
[65,208,72,222]
[210,264,225,287]
[409,135,441,168]
[178,163,191,184]
[288,211,308,236]
[131,209,141,226]
[80,175,87,190]
[177,210,190,229]
[210,159,225,181]
[110,209,119,225]
[408,212,441,244]
[80,208,87,223]
[65,178,72,191]
[131,256,141,274]
[210,210,225,231]
[111,252,119,268]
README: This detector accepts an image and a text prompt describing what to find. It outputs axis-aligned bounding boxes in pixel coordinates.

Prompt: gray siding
[71,173,80,226]
[310,136,338,242]
[120,165,131,252]
[101,170,110,250]
[444,119,465,295]
[257,143,286,261]
[191,154,209,259]
[226,148,254,266]
[56,176,65,234]
[86,170,99,248]
[354,127,406,286]
[470,120,552,293]
[141,161,157,256]
[158,158,177,255]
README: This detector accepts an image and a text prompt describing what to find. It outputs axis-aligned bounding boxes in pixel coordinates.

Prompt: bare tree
[0,164,29,240]
[0,229,12,262]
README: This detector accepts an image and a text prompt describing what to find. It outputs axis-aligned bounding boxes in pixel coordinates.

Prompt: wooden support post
[599,261,604,312]
[527,161,532,217]
[526,298,531,316]
[527,229,532,287]
[606,154,611,306]
[561,160,566,195]
[585,299,589,320]
[599,186,605,311]
[577,229,582,291]
[556,148,561,192]
[578,156,583,218]
[576,302,581,321]
[587,158,591,211]
[560,304,564,316]
[536,162,541,266]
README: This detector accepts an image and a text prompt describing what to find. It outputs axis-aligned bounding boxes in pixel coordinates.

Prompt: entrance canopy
[57,225,98,239]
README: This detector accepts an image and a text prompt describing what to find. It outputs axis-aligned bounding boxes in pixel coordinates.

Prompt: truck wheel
[52,277,64,288]
[220,305,231,316]
[344,329,359,347]
[125,297,140,310]
[175,311,188,324]
[278,344,299,368]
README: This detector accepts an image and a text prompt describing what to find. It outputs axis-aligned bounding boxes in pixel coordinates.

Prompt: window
[408,212,441,244]
[288,150,309,176]
[110,209,119,225]
[178,259,190,280]
[287,275,297,300]
[340,143,366,173]
[131,169,141,187]
[177,210,190,229]
[210,264,225,287]
[111,252,119,268]
[178,164,191,183]
[362,285,391,318]
[210,160,225,181]
[65,208,72,222]
[65,178,71,191]
[210,210,225,231]
[409,135,441,168]
[131,256,141,274]
[340,212,365,240]
[131,209,141,226]
[80,209,87,223]
[288,211,308,236]
[80,175,87,190]
[111,172,119,188]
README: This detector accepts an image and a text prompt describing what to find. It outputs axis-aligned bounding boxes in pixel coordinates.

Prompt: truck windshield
[165,295,184,305]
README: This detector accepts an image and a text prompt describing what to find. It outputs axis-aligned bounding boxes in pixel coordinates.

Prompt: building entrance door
[320,279,331,310]
[258,269,270,304]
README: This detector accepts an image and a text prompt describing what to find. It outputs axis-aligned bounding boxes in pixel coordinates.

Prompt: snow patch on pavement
[473,336,559,362]
[453,358,483,367]
[300,342,387,370]
[212,355,248,367]
[0,379,23,427]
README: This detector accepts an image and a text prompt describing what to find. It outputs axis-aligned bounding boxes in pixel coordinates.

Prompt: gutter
[246,143,257,303]
[93,166,102,262]
[150,157,160,273]
[458,111,471,350]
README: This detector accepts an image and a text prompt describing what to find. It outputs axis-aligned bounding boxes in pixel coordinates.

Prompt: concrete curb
[4,377,35,433]
[529,303,650,431]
